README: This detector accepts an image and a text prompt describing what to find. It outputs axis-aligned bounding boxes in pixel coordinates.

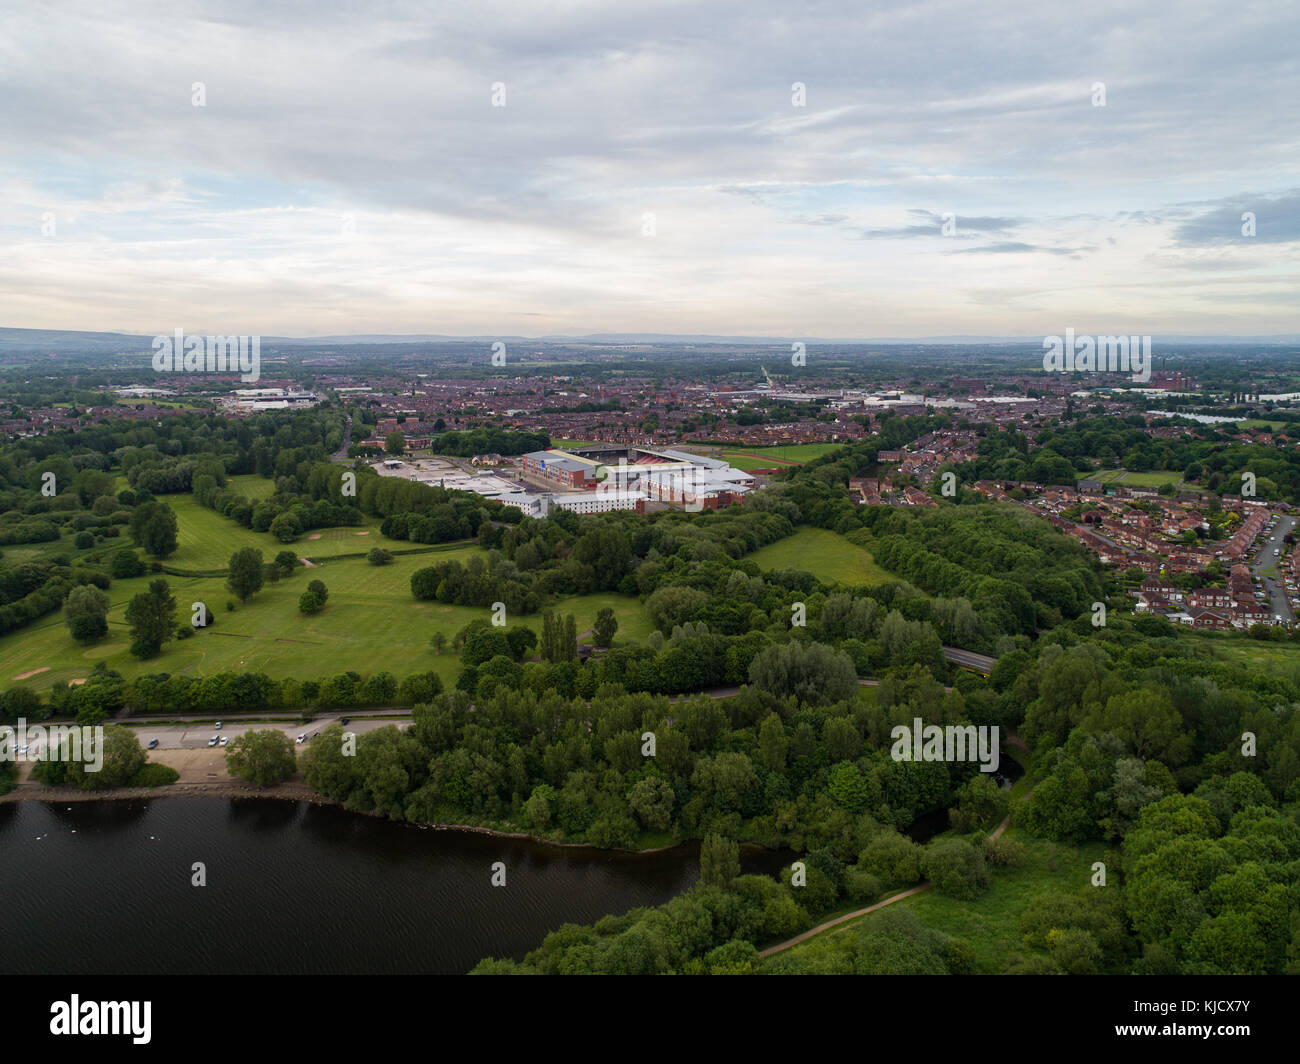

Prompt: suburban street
[1249,514,1296,623]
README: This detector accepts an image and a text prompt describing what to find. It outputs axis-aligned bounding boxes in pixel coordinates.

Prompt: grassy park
[1079,468,1183,489]
[0,490,656,694]
[749,527,896,586]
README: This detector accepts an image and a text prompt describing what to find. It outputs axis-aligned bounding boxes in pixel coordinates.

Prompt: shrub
[983,834,1026,867]
[130,763,180,787]
[922,837,990,899]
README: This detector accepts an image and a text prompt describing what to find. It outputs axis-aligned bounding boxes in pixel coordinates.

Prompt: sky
[1,0,1297,339]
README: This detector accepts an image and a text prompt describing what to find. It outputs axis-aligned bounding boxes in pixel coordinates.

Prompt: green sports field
[1079,468,1183,489]
[749,527,896,586]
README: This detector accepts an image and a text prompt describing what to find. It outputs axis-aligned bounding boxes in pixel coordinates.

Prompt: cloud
[0,0,1296,335]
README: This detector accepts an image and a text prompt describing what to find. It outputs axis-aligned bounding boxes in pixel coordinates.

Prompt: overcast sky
[1,0,1297,338]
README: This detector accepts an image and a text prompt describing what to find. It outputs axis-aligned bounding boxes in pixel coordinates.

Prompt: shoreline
[0,777,693,856]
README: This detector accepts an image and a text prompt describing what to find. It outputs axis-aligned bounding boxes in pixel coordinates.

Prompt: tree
[627,776,675,831]
[124,579,176,659]
[274,550,299,575]
[269,512,300,543]
[748,641,859,704]
[129,501,178,558]
[225,729,298,786]
[110,549,145,579]
[299,590,324,615]
[563,614,578,660]
[307,579,328,605]
[431,631,448,654]
[385,431,406,455]
[411,567,439,599]
[922,837,989,899]
[65,584,110,644]
[699,833,740,888]
[758,713,787,771]
[35,724,146,790]
[367,547,393,565]
[227,547,265,603]
[301,724,358,800]
[592,607,618,648]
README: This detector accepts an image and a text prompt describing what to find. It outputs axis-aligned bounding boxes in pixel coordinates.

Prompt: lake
[0,797,789,975]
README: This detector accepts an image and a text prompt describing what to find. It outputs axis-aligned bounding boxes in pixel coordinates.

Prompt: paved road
[942,646,996,673]
[331,414,353,460]
[126,712,410,752]
[1248,514,1296,623]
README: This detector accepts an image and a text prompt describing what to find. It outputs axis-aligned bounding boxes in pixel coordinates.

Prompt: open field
[226,473,276,500]
[1079,468,1183,489]
[0,548,655,692]
[749,527,896,586]
[719,452,797,471]
[163,492,412,572]
[0,491,657,692]
[775,829,1107,973]
[1185,630,1300,676]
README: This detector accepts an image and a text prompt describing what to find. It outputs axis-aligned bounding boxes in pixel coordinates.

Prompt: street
[1248,513,1296,624]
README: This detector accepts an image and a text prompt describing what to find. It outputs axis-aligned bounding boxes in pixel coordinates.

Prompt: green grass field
[1237,420,1290,432]
[0,489,656,693]
[0,553,654,692]
[1185,630,1300,676]
[1080,468,1183,489]
[749,527,896,586]
[162,492,412,572]
[719,452,795,471]
[775,829,1107,973]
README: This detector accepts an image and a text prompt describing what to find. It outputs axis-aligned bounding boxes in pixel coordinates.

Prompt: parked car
[208,736,219,747]
[147,738,159,749]
[296,734,307,744]
[219,736,229,747]
[339,717,350,726]
[215,721,223,729]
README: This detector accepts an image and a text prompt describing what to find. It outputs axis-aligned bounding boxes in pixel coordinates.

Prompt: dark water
[0,799,789,975]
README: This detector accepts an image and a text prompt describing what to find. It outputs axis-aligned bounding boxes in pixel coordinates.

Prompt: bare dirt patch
[354,530,370,536]
[12,667,49,681]
[307,533,323,540]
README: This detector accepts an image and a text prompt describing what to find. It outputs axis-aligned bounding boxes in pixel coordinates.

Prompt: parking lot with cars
[125,713,410,752]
